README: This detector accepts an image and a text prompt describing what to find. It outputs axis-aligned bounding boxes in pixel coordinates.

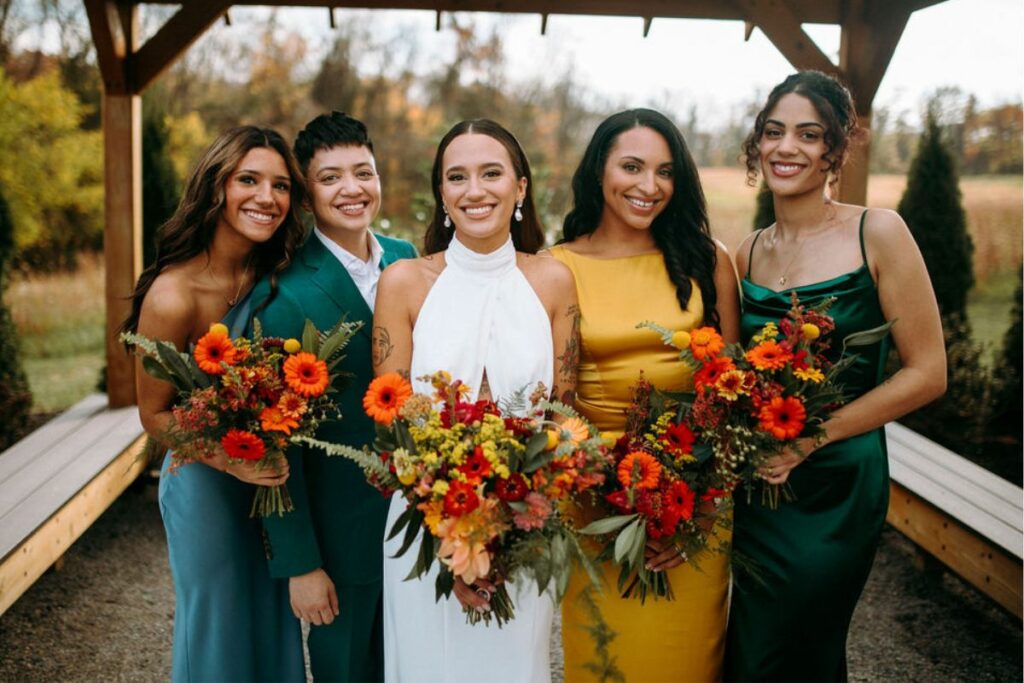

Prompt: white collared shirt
[314,227,384,310]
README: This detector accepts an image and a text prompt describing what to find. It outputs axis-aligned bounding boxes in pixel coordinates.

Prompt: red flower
[664,480,696,522]
[503,417,535,437]
[442,400,499,428]
[495,473,528,502]
[605,490,633,513]
[221,429,265,461]
[457,446,493,484]
[661,422,695,456]
[758,396,808,440]
[694,356,736,391]
[443,481,480,517]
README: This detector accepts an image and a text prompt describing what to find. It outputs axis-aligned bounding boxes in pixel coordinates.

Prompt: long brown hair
[423,119,544,255]
[121,126,307,336]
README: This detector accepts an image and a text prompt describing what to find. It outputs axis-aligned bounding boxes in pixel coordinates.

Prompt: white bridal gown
[382,234,555,683]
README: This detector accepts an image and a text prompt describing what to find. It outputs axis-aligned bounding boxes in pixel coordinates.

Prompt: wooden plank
[103,92,143,408]
[225,0,850,23]
[888,457,1023,560]
[732,0,842,75]
[0,435,147,616]
[84,0,128,94]
[134,1,232,92]
[887,423,1023,506]
[0,409,144,558]
[0,394,107,483]
[887,481,1023,619]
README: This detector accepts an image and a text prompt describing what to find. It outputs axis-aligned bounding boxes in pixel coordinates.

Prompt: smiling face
[599,126,674,233]
[218,147,292,244]
[440,133,527,253]
[759,93,832,196]
[306,144,381,239]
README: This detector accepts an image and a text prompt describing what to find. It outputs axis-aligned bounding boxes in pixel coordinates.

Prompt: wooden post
[839,107,871,206]
[103,93,142,408]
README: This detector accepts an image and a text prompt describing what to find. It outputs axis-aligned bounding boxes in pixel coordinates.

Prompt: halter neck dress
[382,234,555,683]
[725,211,893,682]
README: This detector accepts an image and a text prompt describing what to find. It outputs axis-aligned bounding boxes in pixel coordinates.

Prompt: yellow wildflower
[794,366,825,383]
[752,321,779,344]
[283,338,301,354]
[431,480,450,497]
[209,322,229,337]
[670,330,692,350]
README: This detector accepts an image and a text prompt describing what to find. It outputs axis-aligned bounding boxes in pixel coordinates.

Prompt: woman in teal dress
[122,126,307,682]
[724,72,947,681]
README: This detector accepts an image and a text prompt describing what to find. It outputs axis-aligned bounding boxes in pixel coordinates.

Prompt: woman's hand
[758,436,819,485]
[645,538,688,572]
[206,450,290,486]
[452,575,500,613]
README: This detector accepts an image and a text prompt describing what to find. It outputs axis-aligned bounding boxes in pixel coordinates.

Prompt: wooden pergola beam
[134,1,232,92]
[84,0,130,94]
[734,0,840,76]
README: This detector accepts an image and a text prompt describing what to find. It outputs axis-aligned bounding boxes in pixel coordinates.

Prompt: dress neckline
[446,234,516,277]
[553,244,662,261]
[742,263,871,295]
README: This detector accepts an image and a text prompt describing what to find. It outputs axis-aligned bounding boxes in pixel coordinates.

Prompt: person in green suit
[247,112,417,682]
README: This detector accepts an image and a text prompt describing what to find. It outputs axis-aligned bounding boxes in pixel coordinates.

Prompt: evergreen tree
[990,269,1022,454]
[897,110,975,320]
[142,105,180,268]
[0,186,32,450]
[752,180,775,231]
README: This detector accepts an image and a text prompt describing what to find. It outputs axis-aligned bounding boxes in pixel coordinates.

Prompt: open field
[6,170,1021,414]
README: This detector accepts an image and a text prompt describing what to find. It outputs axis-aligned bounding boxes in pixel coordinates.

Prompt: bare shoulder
[380,254,442,288]
[518,251,575,289]
[143,268,197,322]
[861,207,913,252]
[735,231,759,277]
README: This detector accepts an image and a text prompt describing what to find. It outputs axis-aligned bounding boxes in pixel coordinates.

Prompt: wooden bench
[0,393,147,616]
[886,421,1023,618]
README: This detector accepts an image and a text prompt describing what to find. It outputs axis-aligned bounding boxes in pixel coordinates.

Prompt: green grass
[967,269,1019,364]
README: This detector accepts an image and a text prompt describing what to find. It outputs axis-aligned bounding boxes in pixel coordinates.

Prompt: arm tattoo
[557,304,581,383]
[372,326,394,367]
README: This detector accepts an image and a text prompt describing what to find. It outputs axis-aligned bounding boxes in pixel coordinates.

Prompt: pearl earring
[514,200,523,223]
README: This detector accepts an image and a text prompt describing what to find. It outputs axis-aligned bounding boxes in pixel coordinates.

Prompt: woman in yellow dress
[551,108,740,682]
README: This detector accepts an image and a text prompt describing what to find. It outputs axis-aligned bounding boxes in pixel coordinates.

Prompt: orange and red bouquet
[646,293,889,508]
[122,318,361,516]
[577,376,732,602]
[302,371,610,626]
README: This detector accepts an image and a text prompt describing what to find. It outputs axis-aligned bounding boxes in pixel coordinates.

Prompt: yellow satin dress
[551,246,730,683]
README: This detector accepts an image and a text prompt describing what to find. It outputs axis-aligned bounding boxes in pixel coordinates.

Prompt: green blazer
[247,232,417,582]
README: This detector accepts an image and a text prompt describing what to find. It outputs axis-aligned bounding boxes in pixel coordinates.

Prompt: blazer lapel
[303,236,374,339]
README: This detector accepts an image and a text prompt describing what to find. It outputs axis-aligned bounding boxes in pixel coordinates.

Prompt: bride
[371,119,579,682]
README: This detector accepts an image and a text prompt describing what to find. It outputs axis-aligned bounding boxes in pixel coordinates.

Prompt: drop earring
[443,206,451,228]
[514,200,523,223]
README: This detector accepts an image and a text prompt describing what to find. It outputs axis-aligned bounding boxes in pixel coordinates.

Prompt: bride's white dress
[382,234,555,683]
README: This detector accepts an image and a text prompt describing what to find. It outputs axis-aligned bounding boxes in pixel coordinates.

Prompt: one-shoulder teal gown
[158,294,304,682]
[725,212,892,682]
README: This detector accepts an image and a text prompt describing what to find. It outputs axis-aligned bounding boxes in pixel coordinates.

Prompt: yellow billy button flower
[600,432,617,447]
[545,429,559,451]
[801,323,821,341]
[283,338,302,354]
[670,330,692,350]
[209,322,229,337]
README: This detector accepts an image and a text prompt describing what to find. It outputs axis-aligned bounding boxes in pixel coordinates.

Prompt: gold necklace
[210,262,251,306]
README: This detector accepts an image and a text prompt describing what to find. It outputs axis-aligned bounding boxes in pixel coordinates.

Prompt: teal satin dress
[158,294,304,682]
[725,213,892,682]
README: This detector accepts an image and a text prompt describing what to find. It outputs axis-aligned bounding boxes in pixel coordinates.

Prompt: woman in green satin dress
[724,72,947,682]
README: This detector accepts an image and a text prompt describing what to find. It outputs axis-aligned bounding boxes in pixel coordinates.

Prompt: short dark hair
[293,111,374,174]
[743,71,864,186]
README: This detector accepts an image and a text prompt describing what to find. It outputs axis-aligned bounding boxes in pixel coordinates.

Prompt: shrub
[897,110,974,320]
[752,180,775,231]
[0,187,32,450]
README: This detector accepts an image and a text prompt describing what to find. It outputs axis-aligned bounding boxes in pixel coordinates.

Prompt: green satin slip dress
[725,211,892,682]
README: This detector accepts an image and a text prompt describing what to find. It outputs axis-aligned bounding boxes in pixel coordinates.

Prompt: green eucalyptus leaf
[579,513,638,536]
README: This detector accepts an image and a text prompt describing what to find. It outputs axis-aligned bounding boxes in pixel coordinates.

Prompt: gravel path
[1,478,1020,682]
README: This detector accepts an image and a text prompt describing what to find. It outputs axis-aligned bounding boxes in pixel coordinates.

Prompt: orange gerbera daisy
[559,417,591,446]
[277,392,308,419]
[689,326,725,361]
[260,405,300,435]
[757,395,807,440]
[746,340,794,371]
[221,429,265,461]
[617,451,662,490]
[363,372,413,425]
[283,352,330,397]
[194,328,238,375]
[694,356,736,390]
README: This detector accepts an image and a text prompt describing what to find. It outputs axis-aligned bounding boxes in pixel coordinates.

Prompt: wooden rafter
[734,0,840,76]
[134,1,232,92]
[840,0,914,107]
[84,0,129,93]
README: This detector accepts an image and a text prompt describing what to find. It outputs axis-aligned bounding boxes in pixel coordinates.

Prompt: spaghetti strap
[857,210,869,267]
[748,229,766,271]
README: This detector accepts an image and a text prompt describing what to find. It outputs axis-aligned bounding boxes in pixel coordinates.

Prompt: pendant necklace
[211,261,251,306]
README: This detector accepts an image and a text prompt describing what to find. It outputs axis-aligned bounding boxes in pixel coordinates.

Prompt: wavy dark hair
[561,108,719,328]
[121,126,307,336]
[742,70,864,187]
[423,119,544,255]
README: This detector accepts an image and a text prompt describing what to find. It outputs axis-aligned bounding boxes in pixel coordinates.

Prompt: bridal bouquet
[644,293,890,507]
[577,376,732,602]
[121,318,362,516]
[301,371,610,626]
